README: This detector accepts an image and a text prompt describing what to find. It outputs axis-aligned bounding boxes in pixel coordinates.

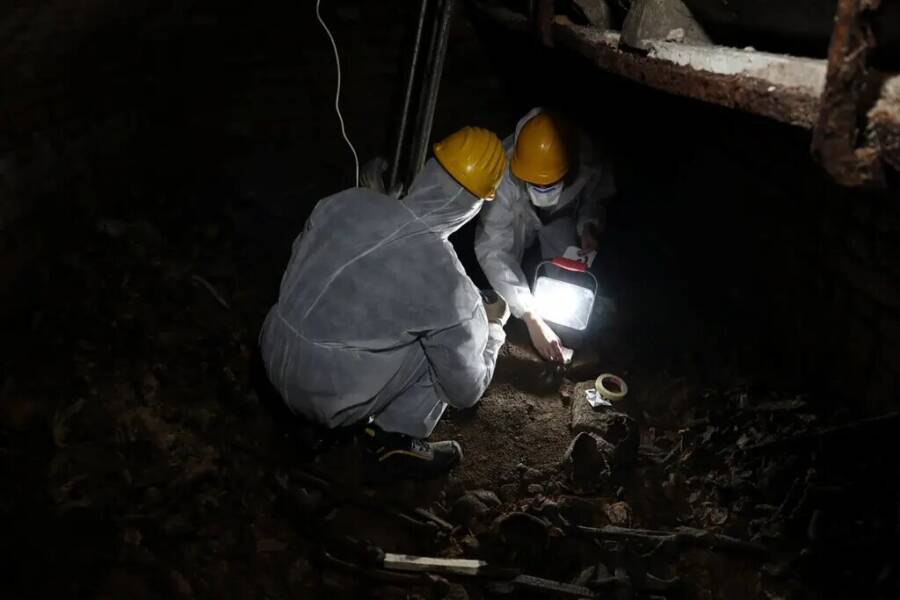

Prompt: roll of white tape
[595,373,628,402]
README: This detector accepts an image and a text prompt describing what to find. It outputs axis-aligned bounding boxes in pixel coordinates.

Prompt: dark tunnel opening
[1,1,898,599]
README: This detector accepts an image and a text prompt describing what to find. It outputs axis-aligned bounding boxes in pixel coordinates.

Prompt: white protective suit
[259,159,505,439]
[475,108,616,318]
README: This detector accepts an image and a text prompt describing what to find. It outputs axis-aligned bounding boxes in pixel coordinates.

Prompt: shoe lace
[409,438,431,454]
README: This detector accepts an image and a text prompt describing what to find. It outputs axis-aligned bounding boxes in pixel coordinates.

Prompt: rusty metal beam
[811,0,886,187]
[551,23,822,128]
[471,1,900,186]
[475,4,823,127]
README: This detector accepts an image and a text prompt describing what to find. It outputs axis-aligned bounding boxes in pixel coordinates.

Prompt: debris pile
[1,207,897,599]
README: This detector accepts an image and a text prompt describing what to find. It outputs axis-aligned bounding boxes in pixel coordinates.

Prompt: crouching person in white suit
[259,127,509,481]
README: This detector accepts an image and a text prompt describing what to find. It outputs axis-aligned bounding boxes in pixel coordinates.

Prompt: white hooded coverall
[475,108,616,319]
[259,159,505,439]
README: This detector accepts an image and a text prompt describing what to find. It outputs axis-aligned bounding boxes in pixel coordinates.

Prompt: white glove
[524,312,566,363]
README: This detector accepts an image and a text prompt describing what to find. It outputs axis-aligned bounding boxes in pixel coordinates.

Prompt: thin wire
[315,0,360,188]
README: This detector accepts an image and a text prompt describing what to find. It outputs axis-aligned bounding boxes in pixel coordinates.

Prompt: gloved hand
[523,311,565,363]
[482,291,510,326]
[359,156,388,193]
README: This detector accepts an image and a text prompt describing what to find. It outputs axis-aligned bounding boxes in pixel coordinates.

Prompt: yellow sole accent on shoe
[378,449,432,462]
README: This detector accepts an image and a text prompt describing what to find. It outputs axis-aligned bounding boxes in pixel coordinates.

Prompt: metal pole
[405,0,444,186]
[389,0,431,193]
[408,0,456,180]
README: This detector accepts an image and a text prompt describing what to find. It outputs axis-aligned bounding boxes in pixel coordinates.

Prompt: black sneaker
[361,426,463,482]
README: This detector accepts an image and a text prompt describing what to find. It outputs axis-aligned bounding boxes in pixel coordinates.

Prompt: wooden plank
[382,553,488,576]
[513,575,597,598]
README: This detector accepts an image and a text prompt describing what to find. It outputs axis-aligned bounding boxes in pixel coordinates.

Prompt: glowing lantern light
[532,257,598,331]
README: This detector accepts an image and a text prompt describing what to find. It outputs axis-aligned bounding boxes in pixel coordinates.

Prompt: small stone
[493,512,549,561]
[662,472,684,502]
[171,570,192,597]
[452,493,489,528]
[461,534,480,554]
[573,0,612,28]
[485,581,515,595]
[163,513,193,537]
[442,582,469,600]
[144,486,161,504]
[321,568,356,591]
[519,466,543,484]
[256,538,288,553]
[122,527,143,546]
[540,498,559,511]
[292,487,324,514]
[141,372,160,401]
[527,484,544,496]
[571,381,639,464]
[559,496,605,526]
[288,557,313,586]
[571,399,636,443]
[621,0,711,50]
[0,395,40,430]
[498,483,518,502]
[445,479,467,501]
[807,509,824,541]
[665,27,685,42]
[97,569,152,598]
[563,432,614,491]
[469,489,502,507]
[189,408,213,431]
[539,499,560,522]
[96,218,128,239]
[604,501,633,526]
[574,566,596,587]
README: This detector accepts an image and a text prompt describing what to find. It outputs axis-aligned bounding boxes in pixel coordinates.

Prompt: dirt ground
[4,191,893,599]
[437,327,574,491]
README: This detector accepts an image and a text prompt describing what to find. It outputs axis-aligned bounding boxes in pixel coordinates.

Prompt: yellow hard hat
[433,126,507,200]
[510,112,573,186]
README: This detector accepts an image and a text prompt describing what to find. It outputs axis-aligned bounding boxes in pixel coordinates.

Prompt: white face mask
[527,181,564,208]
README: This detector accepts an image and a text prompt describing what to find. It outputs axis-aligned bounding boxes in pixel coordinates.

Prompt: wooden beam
[383,553,488,576]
